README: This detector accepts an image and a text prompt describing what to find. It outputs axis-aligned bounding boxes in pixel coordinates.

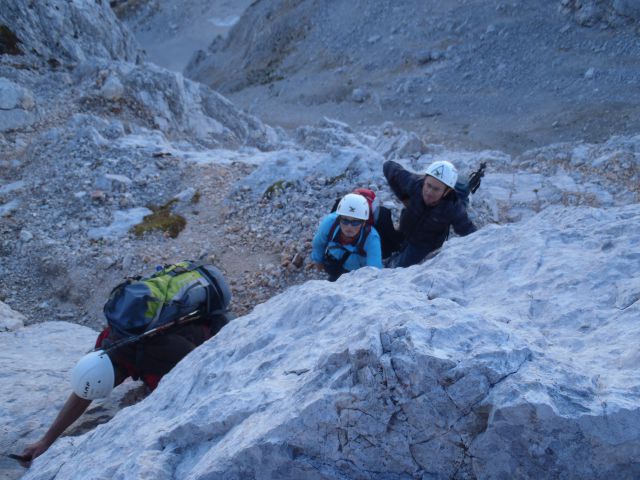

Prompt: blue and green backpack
[103,261,232,337]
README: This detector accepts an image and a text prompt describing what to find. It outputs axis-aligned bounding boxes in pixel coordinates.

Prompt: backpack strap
[327,217,340,242]
[324,218,349,269]
[356,224,371,257]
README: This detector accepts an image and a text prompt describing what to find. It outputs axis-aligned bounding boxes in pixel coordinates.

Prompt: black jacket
[383,160,476,252]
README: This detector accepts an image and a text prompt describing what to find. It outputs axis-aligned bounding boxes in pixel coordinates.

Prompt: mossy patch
[263,180,294,200]
[326,172,347,185]
[131,200,186,238]
[0,25,22,55]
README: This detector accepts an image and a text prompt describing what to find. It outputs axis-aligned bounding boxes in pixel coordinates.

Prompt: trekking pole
[468,161,487,194]
[98,310,202,355]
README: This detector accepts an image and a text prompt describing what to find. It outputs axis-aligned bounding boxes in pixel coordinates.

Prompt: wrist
[40,433,57,448]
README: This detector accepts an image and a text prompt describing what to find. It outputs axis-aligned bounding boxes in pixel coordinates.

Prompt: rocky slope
[1,1,639,479]
[184,0,640,154]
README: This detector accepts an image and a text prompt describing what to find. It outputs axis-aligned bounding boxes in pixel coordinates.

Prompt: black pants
[375,206,404,259]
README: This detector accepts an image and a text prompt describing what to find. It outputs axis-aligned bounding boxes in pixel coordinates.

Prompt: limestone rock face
[114,61,279,149]
[0,0,141,64]
[0,0,277,146]
[22,204,640,480]
[0,77,36,131]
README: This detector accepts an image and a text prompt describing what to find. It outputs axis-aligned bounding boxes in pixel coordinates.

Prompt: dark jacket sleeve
[451,200,477,236]
[383,161,419,202]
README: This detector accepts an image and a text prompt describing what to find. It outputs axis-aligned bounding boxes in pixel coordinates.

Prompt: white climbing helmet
[336,193,369,221]
[425,160,458,189]
[71,350,115,400]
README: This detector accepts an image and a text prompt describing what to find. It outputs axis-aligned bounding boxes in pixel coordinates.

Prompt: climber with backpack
[311,193,383,281]
[19,261,232,465]
[329,188,404,260]
[383,159,481,268]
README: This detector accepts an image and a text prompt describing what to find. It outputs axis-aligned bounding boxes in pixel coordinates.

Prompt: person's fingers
[19,442,46,465]
[13,450,32,467]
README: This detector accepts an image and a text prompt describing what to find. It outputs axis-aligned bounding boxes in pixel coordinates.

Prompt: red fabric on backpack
[352,188,376,225]
[94,327,162,391]
[95,327,111,349]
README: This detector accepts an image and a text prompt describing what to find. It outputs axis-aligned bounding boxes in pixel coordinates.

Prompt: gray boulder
[0,301,25,331]
[0,77,36,131]
[561,0,640,26]
[67,59,281,149]
[21,203,640,480]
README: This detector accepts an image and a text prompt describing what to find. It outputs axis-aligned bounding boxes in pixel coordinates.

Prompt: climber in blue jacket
[311,193,382,281]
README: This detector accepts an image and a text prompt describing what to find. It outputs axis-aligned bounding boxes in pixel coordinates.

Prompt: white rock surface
[62,58,282,149]
[21,204,640,480]
[0,320,142,480]
[0,301,25,331]
[119,61,280,149]
[98,74,125,100]
[0,78,33,110]
[0,180,26,195]
[0,199,21,217]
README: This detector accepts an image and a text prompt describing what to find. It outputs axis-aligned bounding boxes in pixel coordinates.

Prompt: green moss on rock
[263,180,294,200]
[131,200,186,238]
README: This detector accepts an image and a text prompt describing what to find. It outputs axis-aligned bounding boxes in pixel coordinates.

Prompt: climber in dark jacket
[383,159,476,267]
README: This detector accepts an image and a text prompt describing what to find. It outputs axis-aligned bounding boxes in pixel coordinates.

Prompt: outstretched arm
[451,204,477,237]
[383,161,416,204]
[20,393,91,464]
[20,367,127,465]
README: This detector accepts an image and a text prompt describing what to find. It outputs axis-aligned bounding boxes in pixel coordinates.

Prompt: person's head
[422,160,458,206]
[336,193,369,239]
[71,350,115,400]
